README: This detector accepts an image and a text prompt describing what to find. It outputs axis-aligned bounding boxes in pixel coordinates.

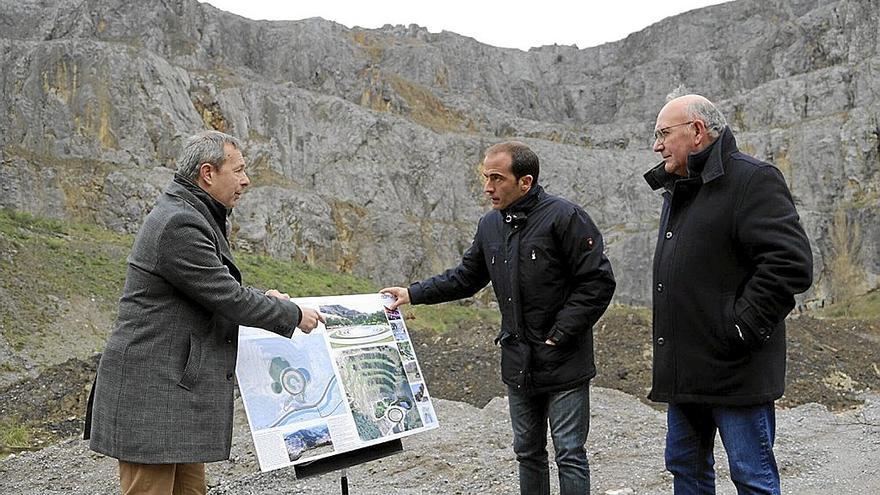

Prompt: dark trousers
[508,383,591,495]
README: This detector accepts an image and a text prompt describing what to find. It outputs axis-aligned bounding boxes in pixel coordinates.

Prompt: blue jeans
[665,402,779,494]
[508,383,590,495]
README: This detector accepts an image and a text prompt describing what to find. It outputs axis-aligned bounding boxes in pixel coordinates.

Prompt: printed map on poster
[236,293,439,472]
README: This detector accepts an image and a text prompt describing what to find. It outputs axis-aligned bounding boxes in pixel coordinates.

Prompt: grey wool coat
[88,178,301,464]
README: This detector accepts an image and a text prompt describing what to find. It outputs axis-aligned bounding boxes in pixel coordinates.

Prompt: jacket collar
[644,126,738,191]
[500,184,545,225]
[171,174,229,239]
[166,175,234,261]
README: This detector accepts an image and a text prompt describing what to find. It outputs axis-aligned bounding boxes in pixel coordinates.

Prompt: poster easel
[293,439,404,493]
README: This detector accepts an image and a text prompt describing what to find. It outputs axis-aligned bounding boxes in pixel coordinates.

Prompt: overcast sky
[200,0,731,51]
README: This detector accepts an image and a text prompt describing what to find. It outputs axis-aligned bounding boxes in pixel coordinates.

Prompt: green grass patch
[816,289,880,319]
[0,209,131,294]
[0,419,30,447]
[0,209,130,350]
[236,253,375,296]
[406,302,501,333]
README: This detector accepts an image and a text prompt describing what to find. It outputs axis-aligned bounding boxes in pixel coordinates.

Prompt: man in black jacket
[382,141,615,495]
[644,93,813,493]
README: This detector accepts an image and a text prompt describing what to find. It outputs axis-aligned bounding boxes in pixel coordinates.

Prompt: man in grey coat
[87,131,324,494]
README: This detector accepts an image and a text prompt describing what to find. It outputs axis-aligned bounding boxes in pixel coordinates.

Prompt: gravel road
[2,387,878,494]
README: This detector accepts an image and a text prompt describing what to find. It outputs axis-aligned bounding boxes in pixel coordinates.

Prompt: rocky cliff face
[1,0,878,305]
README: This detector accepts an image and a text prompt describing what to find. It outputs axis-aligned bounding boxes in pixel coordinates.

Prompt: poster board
[236,293,439,472]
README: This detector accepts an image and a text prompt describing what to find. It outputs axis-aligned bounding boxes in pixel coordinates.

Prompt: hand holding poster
[236,293,439,472]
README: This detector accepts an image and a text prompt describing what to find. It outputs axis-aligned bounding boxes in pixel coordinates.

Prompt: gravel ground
[2,388,879,494]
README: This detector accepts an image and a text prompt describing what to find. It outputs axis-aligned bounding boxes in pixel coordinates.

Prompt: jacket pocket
[500,337,530,389]
[522,310,558,344]
[532,339,576,370]
[519,239,559,302]
[177,334,202,391]
[716,293,748,356]
[485,243,503,277]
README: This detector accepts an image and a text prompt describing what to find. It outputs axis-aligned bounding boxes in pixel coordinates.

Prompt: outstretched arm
[381,223,491,308]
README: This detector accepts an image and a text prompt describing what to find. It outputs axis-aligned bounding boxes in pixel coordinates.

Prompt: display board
[236,293,438,472]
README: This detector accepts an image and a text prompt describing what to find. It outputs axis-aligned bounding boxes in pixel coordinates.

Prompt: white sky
[200,0,731,51]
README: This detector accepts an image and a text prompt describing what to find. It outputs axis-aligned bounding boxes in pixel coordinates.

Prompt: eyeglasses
[653,121,694,144]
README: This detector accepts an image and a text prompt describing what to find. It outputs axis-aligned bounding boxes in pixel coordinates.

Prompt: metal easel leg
[340,468,349,495]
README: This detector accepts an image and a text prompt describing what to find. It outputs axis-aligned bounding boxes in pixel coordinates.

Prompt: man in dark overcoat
[644,93,813,493]
[87,131,324,494]
[382,141,616,495]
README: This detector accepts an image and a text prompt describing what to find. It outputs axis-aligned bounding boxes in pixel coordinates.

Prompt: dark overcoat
[644,127,813,406]
[88,179,301,463]
[409,186,616,394]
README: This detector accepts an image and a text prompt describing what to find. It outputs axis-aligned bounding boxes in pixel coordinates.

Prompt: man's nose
[242,172,250,187]
[652,140,663,153]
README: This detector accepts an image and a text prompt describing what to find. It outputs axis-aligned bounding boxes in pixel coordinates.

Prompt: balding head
[653,94,728,176]
[663,94,728,139]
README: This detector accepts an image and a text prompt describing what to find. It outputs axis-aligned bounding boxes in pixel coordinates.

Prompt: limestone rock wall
[1,0,878,306]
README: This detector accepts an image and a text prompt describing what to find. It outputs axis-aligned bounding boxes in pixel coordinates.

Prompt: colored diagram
[336,344,423,441]
[236,293,438,473]
[236,328,345,430]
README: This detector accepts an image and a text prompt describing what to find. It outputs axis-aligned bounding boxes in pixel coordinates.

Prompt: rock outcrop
[1,0,879,306]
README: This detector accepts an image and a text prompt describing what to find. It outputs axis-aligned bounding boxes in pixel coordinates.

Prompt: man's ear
[519,174,534,190]
[692,120,709,146]
[198,163,214,186]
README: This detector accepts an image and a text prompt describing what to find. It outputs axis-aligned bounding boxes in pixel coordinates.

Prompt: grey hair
[686,100,728,139]
[665,86,728,139]
[176,131,241,181]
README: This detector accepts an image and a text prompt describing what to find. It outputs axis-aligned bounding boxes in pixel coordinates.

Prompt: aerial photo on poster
[236,293,438,472]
